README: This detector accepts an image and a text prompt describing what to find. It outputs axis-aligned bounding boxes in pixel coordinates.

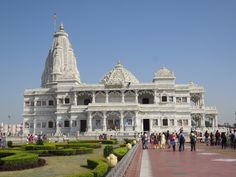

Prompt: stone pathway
[139,147,236,177]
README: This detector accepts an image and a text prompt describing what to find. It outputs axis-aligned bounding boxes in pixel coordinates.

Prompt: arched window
[64,120,70,127]
[142,98,149,104]
[84,99,91,105]
[48,121,54,128]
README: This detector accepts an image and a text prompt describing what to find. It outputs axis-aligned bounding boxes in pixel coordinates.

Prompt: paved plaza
[139,146,236,177]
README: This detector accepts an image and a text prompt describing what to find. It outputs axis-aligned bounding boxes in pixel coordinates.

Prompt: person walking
[179,130,185,152]
[190,131,197,151]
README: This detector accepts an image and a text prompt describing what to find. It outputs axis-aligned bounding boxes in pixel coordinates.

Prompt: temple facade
[23,24,218,136]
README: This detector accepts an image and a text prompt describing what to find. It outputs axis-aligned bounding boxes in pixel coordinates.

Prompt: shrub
[87,158,99,169]
[36,139,44,145]
[75,147,93,154]
[92,161,108,177]
[24,144,56,151]
[0,152,38,168]
[103,145,113,158]
[87,158,108,177]
[0,152,15,158]
[29,150,49,156]
[124,138,134,144]
[101,140,116,144]
[67,171,94,177]
[112,147,128,160]
[7,141,13,148]
[49,149,76,156]
[57,143,101,149]
[69,140,100,144]
[78,171,94,177]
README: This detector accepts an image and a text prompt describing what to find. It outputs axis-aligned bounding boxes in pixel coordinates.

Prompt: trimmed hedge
[49,149,76,156]
[124,139,135,145]
[56,143,101,149]
[24,144,56,151]
[93,161,108,177]
[112,147,128,160]
[67,171,94,177]
[69,140,117,144]
[28,150,49,156]
[75,147,93,154]
[78,171,94,177]
[0,152,38,168]
[87,158,108,177]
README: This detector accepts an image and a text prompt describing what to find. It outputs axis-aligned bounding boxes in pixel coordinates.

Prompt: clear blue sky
[0,0,235,125]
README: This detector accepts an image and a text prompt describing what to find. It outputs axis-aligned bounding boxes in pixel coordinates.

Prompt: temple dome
[100,61,139,86]
[153,67,175,84]
[154,67,175,78]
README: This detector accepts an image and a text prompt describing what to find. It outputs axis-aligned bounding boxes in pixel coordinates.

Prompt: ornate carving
[154,67,175,78]
[92,111,103,118]
[100,62,139,87]
[41,25,81,87]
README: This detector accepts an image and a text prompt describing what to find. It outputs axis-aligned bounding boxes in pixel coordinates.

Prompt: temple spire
[41,23,81,88]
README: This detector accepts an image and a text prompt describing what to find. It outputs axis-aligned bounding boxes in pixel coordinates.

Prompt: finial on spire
[59,23,64,31]
[53,13,57,33]
[115,60,123,68]
[60,23,64,31]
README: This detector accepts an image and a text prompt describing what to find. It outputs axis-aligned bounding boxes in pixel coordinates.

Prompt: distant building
[0,122,23,136]
[23,24,218,136]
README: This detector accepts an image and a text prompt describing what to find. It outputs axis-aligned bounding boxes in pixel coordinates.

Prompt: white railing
[106,142,141,177]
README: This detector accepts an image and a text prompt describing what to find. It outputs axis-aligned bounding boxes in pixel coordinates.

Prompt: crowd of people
[203,129,236,149]
[27,134,47,144]
[141,129,194,152]
[140,128,236,152]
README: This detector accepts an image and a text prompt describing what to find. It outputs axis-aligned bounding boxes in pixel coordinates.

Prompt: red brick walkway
[148,146,236,177]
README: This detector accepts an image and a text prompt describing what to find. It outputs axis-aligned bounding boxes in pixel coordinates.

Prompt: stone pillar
[215,115,218,128]
[201,93,205,107]
[74,92,77,106]
[154,90,158,104]
[121,90,125,103]
[105,91,109,103]
[201,114,205,127]
[150,119,153,132]
[33,118,36,135]
[103,112,107,131]
[120,112,124,131]
[135,90,138,103]
[92,91,95,103]
[134,111,139,131]
[87,112,92,132]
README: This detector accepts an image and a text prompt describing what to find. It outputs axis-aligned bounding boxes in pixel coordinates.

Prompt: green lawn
[0,147,104,177]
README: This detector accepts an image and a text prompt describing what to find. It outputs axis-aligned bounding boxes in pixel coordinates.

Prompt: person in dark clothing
[210,132,214,146]
[215,130,220,146]
[190,131,197,151]
[178,130,185,152]
[221,132,227,149]
[204,131,209,146]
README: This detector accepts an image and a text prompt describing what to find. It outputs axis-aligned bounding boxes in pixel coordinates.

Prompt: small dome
[100,61,139,86]
[154,67,175,78]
